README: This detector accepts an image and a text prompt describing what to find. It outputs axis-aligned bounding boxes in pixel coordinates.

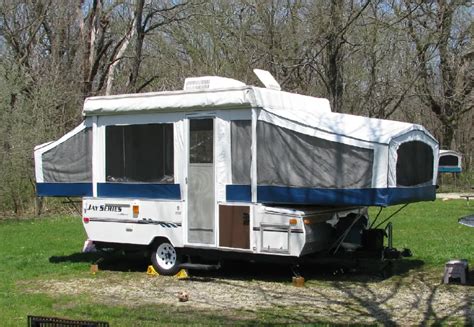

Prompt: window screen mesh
[257,122,373,189]
[439,155,459,166]
[42,127,92,182]
[396,141,433,186]
[106,124,174,183]
[231,120,251,184]
[189,119,213,164]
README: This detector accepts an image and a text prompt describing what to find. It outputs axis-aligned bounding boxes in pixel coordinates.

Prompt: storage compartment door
[260,224,290,254]
[219,205,250,249]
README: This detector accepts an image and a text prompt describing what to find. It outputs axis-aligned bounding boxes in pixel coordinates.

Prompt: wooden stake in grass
[292,276,305,287]
[90,264,99,274]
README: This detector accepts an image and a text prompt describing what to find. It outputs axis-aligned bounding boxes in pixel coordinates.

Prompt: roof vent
[184,76,246,91]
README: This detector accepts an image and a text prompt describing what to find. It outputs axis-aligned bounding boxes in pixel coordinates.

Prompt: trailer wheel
[151,242,181,275]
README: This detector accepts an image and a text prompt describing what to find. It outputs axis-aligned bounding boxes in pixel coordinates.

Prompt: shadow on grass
[49,250,149,272]
[50,250,424,282]
[49,252,103,264]
[192,258,425,283]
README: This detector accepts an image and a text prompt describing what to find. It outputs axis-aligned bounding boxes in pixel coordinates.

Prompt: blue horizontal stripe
[385,186,436,206]
[226,184,436,206]
[438,167,462,173]
[226,185,252,202]
[97,183,181,200]
[36,183,93,197]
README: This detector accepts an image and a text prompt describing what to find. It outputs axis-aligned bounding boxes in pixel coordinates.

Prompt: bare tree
[403,0,473,149]
[0,0,472,214]
[126,0,189,93]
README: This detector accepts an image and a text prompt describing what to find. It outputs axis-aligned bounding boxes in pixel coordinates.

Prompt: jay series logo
[85,203,129,213]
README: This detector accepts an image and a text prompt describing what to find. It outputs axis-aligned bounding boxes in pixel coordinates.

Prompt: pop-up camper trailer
[34,71,438,274]
[438,150,462,173]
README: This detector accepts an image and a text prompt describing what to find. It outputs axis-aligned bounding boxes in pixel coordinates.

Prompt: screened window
[189,119,213,164]
[231,120,251,184]
[439,155,459,166]
[106,124,174,183]
[257,122,374,189]
[42,127,92,183]
[396,141,433,186]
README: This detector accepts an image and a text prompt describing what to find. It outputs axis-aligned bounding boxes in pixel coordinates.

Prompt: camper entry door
[187,118,215,245]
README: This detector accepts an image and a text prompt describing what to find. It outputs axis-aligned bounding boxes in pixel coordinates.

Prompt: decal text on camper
[86,204,123,212]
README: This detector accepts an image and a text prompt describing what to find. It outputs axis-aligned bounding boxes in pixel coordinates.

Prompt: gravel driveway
[25,263,473,325]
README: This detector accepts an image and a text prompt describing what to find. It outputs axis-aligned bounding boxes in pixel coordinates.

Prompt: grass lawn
[0,199,472,325]
[0,216,234,325]
[369,199,473,266]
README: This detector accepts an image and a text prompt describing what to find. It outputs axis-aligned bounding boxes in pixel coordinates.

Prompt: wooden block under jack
[90,264,99,274]
[292,276,305,287]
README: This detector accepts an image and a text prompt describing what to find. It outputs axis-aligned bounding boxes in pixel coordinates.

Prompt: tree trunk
[35,197,44,216]
[441,122,455,150]
[326,0,344,112]
[128,0,145,91]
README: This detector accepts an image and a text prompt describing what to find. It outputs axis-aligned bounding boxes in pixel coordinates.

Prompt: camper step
[179,263,221,271]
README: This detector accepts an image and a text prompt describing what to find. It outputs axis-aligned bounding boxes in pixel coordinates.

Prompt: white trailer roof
[83,86,331,116]
[82,75,435,146]
[260,106,436,145]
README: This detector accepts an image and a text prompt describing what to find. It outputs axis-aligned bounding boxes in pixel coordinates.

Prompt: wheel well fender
[149,237,173,249]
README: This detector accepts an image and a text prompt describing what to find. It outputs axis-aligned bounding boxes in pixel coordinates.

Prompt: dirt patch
[23,268,473,325]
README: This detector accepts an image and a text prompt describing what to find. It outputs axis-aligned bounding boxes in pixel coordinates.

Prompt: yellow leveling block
[175,269,189,279]
[146,265,189,279]
[146,265,159,276]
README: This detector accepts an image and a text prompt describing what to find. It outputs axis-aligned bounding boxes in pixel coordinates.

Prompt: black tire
[151,241,181,275]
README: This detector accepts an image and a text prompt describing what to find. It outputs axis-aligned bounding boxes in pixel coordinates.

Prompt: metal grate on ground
[28,315,109,327]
